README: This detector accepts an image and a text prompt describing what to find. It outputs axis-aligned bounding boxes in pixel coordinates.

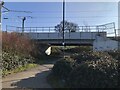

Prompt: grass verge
[2,63,38,77]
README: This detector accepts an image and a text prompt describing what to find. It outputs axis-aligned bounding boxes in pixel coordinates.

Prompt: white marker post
[45,47,52,55]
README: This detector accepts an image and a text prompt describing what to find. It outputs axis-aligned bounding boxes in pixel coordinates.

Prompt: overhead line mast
[62,0,65,57]
[63,0,65,45]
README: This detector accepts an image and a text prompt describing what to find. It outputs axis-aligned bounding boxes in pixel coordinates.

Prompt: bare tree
[55,20,79,33]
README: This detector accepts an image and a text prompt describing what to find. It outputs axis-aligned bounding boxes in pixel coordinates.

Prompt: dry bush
[0,31,2,43]
[2,32,34,56]
[0,31,2,51]
[2,32,36,76]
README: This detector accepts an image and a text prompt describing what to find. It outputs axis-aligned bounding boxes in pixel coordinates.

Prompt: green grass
[2,63,38,77]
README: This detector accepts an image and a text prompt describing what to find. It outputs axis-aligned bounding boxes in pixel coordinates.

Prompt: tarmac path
[2,64,54,88]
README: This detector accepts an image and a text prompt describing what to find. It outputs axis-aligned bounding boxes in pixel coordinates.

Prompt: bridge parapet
[24,32,106,40]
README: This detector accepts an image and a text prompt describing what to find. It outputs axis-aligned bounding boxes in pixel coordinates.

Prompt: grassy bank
[2,63,38,77]
[2,32,38,77]
[2,32,62,77]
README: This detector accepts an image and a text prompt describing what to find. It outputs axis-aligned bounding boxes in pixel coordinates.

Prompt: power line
[25,10,113,13]
[1,1,32,13]
[3,15,117,20]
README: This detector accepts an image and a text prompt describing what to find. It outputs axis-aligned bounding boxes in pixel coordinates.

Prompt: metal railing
[4,22,116,37]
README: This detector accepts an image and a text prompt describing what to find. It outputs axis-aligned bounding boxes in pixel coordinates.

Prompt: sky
[1,2,118,34]
[3,0,120,2]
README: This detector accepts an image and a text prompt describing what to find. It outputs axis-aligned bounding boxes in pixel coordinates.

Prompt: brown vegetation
[2,32,34,56]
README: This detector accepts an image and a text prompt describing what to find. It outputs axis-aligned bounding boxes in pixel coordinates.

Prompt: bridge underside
[33,39,94,46]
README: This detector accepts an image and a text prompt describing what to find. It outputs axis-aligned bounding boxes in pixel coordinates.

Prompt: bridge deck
[24,32,106,45]
[24,32,106,40]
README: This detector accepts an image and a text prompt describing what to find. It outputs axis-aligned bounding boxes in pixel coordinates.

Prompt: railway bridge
[5,22,119,51]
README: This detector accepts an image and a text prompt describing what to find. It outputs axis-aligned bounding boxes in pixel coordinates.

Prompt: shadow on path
[11,70,52,88]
